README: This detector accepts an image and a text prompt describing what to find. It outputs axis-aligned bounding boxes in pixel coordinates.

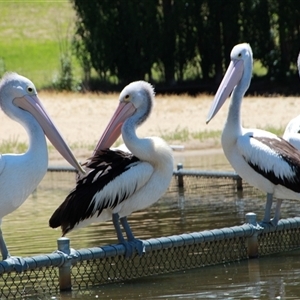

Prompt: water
[66,250,300,299]
[3,149,300,299]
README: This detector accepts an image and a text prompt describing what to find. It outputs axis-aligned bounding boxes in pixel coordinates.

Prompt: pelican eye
[27,86,34,93]
[124,94,130,101]
[238,53,242,58]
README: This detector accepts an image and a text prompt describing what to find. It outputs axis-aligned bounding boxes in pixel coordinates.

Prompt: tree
[72,0,159,85]
[71,0,300,91]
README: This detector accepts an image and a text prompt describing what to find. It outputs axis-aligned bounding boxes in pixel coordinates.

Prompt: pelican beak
[13,94,85,174]
[206,59,244,123]
[94,101,136,153]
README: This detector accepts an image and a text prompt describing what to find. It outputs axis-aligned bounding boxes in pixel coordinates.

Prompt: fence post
[236,176,243,191]
[177,163,184,187]
[245,212,259,259]
[57,237,72,291]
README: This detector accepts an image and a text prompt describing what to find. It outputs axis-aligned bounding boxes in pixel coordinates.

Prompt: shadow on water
[3,149,300,299]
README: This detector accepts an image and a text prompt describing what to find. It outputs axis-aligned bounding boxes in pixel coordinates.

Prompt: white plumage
[50,81,174,256]
[206,43,300,226]
[283,115,300,150]
[0,73,83,269]
[282,53,300,149]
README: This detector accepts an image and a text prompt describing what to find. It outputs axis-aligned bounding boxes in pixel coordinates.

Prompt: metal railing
[1,166,300,298]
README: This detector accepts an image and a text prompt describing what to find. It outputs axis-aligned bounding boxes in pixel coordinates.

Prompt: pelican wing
[237,134,300,192]
[49,149,154,235]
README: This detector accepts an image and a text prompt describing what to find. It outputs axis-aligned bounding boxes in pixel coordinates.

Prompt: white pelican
[282,53,300,149]
[206,43,300,226]
[49,81,174,256]
[283,115,300,149]
[0,72,84,269]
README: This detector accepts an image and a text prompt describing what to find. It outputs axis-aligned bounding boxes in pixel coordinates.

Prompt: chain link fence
[0,167,300,298]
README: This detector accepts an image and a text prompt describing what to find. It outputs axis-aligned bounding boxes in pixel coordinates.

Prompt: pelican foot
[129,238,145,256]
[4,256,28,273]
[270,217,279,227]
[248,222,264,231]
[122,239,145,258]
[259,220,277,228]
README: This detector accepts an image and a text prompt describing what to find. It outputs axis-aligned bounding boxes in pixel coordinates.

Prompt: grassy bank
[0,0,78,89]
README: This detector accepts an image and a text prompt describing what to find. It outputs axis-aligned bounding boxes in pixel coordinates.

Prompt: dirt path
[1,90,300,164]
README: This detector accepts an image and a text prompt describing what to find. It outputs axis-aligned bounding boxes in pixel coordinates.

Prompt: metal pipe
[177,163,184,187]
[245,212,260,259]
[57,237,72,291]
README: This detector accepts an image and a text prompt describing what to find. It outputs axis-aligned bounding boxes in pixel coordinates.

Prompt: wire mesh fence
[1,166,300,298]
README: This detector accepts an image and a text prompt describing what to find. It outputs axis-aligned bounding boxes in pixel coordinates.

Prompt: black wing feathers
[247,136,300,193]
[49,149,140,235]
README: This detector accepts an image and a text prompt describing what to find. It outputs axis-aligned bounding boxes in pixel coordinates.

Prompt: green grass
[160,127,222,144]
[0,137,28,154]
[263,125,285,136]
[160,127,190,143]
[0,0,79,89]
[0,124,288,155]
[191,130,222,141]
[0,40,62,88]
[0,1,269,89]
[0,1,270,91]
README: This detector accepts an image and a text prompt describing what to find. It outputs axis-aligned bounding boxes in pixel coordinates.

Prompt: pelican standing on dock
[49,81,174,256]
[206,43,300,226]
[0,73,84,268]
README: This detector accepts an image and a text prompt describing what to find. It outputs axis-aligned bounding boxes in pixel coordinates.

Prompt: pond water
[3,149,300,299]
[68,250,300,299]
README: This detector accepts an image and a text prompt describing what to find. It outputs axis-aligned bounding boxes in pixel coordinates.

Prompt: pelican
[283,115,300,149]
[206,43,300,226]
[0,72,84,269]
[49,81,174,256]
[282,53,300,149]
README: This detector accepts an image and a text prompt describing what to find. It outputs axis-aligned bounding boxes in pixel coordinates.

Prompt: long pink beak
[93,101,136,154]
[206,59,244,123]
[13,95,85,174]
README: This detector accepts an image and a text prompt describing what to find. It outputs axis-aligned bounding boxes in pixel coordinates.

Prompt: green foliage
[71,0,160,85]
[263,125,284,137]
[253,60,268,77]
[0,39,62,89]
[1,0,299,90]
[160,127,190,143]
[0,57,6,77]
[0,137,28,154]
[72,0,300,88]
[52,54,74,91]
[191,130,222,141]
[0,1,80,89]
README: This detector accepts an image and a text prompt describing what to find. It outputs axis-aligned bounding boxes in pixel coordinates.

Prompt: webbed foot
[259,219,278,227]
[122,239,145,258]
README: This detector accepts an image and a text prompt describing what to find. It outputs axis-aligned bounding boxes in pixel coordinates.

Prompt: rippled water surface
[3,149,300,299]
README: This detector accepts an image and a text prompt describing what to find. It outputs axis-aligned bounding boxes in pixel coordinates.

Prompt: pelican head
[94,81,154,151]
[206,43,253,123]
[0,72,85,173]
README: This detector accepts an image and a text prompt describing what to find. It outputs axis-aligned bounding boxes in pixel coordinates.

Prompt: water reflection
[55,249,300,299]
[3,150,300,299]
